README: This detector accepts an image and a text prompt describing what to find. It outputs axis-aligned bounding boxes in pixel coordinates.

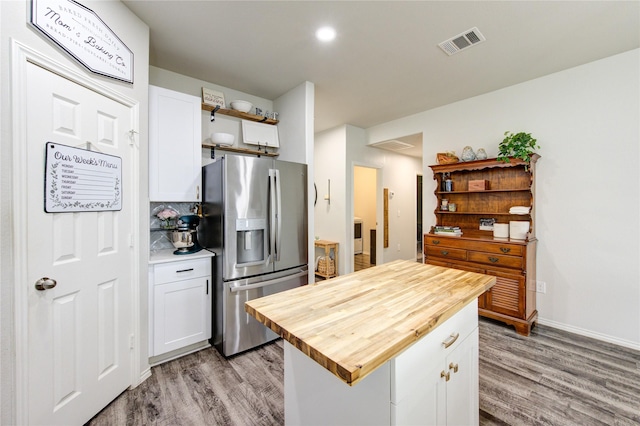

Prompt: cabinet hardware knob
[440,370,450,382]
[500,247,511,253]
[449,362,459,373]
[442,332,460,348]
[441,250,449,256]
[432,240,440,245]
[489,257,499,263]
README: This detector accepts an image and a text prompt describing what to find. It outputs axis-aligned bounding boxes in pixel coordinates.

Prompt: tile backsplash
[150,202,199,251]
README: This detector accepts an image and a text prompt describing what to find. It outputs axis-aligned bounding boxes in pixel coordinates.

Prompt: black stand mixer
[171,215,203,255]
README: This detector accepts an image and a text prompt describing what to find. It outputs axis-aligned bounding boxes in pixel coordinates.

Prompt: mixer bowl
[171,230,194,250]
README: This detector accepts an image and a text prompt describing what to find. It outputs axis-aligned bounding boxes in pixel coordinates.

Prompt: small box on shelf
[468,180,489,191]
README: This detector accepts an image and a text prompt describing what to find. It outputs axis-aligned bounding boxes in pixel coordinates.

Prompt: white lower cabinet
[391,328,478,425]
[285,299,479,426]
[390,300,479,426]
[149,257,212,357]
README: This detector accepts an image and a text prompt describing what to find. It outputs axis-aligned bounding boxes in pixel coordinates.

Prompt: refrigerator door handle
[274,168,282,261]
[228,269,308,293]
[269,169,277,264]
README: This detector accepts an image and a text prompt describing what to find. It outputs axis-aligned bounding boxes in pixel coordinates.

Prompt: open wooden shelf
[201,103,279,125]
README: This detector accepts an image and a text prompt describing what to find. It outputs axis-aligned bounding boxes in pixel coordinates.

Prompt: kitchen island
[245,259,495,425]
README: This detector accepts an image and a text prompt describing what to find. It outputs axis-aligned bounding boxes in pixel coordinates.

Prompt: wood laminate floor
[87,320,640,426]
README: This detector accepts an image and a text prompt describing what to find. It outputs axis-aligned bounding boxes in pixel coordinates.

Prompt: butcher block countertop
[245,259,495,386]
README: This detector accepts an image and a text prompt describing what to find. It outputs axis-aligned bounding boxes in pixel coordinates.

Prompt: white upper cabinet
[149,85,201,202]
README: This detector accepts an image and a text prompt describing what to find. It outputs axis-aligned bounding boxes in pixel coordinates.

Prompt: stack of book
[433,226,463,236]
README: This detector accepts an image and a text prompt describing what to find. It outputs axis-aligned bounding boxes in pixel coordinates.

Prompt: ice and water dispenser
[235,218,267,266]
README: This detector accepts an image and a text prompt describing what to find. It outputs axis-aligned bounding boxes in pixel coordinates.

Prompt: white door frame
[10,39,143,424]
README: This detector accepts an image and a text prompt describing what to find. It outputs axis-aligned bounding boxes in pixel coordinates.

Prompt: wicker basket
[317,256,335,275]
[437,152,459,165]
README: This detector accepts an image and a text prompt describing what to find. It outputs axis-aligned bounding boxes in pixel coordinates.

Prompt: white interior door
[25,62,134,425]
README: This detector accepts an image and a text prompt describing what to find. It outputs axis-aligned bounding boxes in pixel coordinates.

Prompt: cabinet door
[153,276,211,356]
[446,328,479,426]
[392,361,445,425]
[484,271,526,318]
[149,85,202,202]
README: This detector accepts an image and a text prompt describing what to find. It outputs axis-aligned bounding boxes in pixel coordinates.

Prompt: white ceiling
[123,1,639,157]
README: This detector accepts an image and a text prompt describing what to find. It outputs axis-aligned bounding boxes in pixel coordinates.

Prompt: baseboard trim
[538,318,640,351]
[134,367,152,388]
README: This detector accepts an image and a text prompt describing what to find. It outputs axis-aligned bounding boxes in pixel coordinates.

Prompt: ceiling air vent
[369,139,413,151]
[438,27,486,56]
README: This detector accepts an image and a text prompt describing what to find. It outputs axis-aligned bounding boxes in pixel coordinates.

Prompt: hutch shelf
[424,155,540,336]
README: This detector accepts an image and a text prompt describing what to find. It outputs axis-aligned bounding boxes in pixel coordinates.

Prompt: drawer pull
[449,362,459,373]
[442,332,460,348]
[440,370,450,382]
[176,268,194,273]
[441,250,449,256]
[500,247,511,253]
[488,257,499,263]
[432,239,440,245]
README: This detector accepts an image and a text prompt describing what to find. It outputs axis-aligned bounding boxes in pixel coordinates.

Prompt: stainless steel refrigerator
[199,155,308,356]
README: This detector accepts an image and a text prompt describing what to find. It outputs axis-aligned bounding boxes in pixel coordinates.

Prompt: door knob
[35,277,57,291]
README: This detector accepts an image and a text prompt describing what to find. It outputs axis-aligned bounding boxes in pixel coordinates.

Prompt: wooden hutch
[424,155,539,335]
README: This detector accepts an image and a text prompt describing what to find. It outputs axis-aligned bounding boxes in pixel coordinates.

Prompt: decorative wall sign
[30,0,134,83]
[45,142,122,212]
[202,87,225,108]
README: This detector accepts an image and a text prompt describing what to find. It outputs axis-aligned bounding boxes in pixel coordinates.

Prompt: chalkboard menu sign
[45,142,122,213]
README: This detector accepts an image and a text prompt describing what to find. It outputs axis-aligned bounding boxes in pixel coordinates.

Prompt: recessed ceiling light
[316,26,336,42]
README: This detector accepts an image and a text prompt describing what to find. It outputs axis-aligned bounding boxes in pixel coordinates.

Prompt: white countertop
[149,248,215,265]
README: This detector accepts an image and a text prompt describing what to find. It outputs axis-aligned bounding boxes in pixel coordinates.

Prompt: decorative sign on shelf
[44,142,122,213]
[202,87,225,108]
[30,0,134,83]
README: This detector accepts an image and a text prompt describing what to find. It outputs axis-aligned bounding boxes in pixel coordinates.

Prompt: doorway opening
[354,166,377,271]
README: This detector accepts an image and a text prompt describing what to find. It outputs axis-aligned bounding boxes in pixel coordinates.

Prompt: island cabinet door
[391,301,479,426]
[391,329,479,426]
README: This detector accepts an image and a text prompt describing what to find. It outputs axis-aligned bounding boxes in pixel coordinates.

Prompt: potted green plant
[497,131,539,166]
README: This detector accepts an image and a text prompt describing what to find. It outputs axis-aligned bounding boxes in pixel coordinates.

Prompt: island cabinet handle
[449,362,459,373]
[440,370,450,382]
[432,240,440,245]
[500,247,511,253]
[442,332,460,348]
[441,250,449,256]
[488,257,499,263]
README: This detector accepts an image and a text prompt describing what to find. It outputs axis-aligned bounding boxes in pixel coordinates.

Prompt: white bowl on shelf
[210,132,234,146]
[229,100,252,113]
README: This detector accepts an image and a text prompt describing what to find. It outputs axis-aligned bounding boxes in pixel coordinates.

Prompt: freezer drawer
[216,267,308,356]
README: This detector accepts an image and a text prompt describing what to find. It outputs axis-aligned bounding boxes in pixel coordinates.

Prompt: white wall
[314,126,348,275]
[367,49,640,349]
[1,1,150,423]
[314,125,422,275]
[274,81,316,276]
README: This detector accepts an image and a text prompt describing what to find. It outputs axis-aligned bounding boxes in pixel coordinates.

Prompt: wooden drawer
[153,258,211,285]
[425,246,467,261]
[467,251,523,269]
[426,235,524,257]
